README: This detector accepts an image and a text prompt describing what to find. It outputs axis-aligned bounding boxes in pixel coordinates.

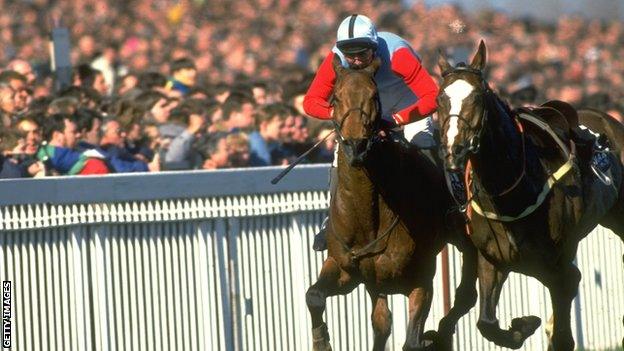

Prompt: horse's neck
[471,95,526,195]
[336,155,375,200]
[335,153,379,225]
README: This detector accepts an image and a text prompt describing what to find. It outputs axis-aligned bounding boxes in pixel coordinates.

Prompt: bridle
[331,86,382,166]
[440,65,528,207]
[440,65,491,160]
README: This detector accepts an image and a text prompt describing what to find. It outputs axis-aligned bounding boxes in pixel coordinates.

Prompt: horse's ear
[333,54,347,77]
[470,40,487,71]
[363,57,381,76]
[437,49,452,75]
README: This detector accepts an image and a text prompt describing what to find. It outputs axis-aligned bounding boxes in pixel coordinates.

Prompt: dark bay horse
[436,40,624,350]
[306,56,478,351]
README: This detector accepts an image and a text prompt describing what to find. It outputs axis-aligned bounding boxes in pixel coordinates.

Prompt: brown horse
[436,40,624,350]
[305,56,478,351]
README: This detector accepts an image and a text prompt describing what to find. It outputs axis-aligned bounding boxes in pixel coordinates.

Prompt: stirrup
[313,218,329,251]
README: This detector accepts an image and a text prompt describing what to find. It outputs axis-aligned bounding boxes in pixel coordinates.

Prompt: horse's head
[437,40,490,171]
[332,55,381,167]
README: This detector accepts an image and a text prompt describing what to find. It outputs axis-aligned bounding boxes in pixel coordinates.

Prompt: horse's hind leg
[599,201,624,344]
[306,256,358,351]
[476,252,541,349]
[544,263,581,351]
[437,244,478,342]
[367,291,392,351]
[600,202,624,243]
[403,284,435,351]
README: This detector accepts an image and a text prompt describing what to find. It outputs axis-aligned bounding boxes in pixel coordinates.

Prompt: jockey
[304,14,440,251]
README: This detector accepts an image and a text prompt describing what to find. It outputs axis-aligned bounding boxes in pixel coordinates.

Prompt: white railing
[0,165,622,351]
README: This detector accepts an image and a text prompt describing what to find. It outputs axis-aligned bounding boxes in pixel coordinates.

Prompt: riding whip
[271,130,335,184]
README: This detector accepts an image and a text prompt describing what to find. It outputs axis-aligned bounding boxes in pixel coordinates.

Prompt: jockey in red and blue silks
[303,14,440,251]
[304,14,439,148]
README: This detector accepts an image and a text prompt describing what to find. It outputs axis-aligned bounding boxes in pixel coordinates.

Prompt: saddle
[516,100,595,161]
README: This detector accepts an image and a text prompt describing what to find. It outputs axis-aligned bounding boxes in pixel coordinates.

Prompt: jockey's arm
[303,52,336,120]
[390,48,439,125]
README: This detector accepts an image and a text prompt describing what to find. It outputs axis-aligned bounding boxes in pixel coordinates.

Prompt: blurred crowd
[1,0,623,178]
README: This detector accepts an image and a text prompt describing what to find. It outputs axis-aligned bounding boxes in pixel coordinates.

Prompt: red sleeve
[303,52,336,120]
[390,47,439,124]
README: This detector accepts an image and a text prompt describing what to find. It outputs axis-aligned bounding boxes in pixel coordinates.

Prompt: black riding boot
[313,167,338,251]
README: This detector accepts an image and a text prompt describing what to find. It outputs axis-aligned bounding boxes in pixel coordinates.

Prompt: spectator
[116,72,139,96]
[73,64,109,96]
[251,81,268,105]
[0,71,30,112]
[200,132,230,170]
[0,83,16,127]
[163,99,206,169]
[100,117,156,172]
[167,58,197,96]
[311,128,337,163]
[7,59,36,85]
[37,114,108,175]
[0,130,29,178]
[227,132,251,167]
[91,42,120,95]
[48,96,80,115]
[249,104,285,166]
[276,108,312,163]
[75,108,103,151]
[221,93,256,132]
[15,116,42,156]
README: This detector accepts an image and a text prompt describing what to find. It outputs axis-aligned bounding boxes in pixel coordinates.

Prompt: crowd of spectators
[0,0,623,178]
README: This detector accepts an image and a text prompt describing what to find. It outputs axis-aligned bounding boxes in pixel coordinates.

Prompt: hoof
[437,317,456,338]
[477,317,538,350]
[312,323,332,351]
[503,316,541,349]
[402,331,437,351]
[510,315,541,340]
[425,329,453,351]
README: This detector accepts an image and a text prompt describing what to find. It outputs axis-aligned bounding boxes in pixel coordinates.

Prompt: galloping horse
[436,40,624,350]
[306,56,478,351]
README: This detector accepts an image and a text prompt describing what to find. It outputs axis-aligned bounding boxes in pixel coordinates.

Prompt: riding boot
[313,167,338,251]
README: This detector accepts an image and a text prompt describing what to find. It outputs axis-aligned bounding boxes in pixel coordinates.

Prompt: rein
[329,83,401,262]
[329,213,400,262]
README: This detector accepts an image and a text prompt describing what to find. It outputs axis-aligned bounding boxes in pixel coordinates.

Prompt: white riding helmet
[336,14,378,54]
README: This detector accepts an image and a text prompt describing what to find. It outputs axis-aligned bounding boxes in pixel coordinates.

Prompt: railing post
[441,245,451,315]
[215,218,235,351]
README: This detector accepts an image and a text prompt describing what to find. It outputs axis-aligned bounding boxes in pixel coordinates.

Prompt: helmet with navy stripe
[336,14,378,54]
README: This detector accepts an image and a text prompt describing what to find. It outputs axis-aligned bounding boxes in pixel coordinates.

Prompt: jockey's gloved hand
[378,118,395,131]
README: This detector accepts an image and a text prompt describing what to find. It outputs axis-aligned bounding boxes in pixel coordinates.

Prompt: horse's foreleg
[476,252,541,349]
[403,285,435,351]
[437,243,478,341]
[368,291,392,351]
[545,264,580,351]
[306,256,358,351]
